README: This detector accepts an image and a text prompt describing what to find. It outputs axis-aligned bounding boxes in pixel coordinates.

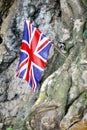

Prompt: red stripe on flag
[21,41,46,69]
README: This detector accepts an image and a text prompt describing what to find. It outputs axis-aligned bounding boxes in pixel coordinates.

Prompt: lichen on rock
[0,0,87,130]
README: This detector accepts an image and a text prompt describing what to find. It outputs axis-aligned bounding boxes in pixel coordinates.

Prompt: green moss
[83,91,87,99]
[34,92,46,106]
[6,126,13,130]
[81,0,87,7]
[47,73,71,115]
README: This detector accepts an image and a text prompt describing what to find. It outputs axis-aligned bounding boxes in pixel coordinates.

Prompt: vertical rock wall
[0,0,87,130]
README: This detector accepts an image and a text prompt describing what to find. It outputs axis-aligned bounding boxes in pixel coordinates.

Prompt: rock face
[0,0,87,130]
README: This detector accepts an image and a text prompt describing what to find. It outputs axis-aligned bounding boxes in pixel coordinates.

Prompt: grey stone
[0,0,87,130]
[0,123,3,129]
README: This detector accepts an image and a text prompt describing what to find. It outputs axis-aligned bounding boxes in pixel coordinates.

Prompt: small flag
[16,20,52,92]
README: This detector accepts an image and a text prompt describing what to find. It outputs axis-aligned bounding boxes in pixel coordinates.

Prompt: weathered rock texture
[0,0,87,130]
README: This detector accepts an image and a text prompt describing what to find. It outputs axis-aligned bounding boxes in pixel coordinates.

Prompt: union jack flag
[16,20,52,92]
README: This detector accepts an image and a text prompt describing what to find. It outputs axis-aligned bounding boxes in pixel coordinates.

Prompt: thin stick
[53,44,66,58]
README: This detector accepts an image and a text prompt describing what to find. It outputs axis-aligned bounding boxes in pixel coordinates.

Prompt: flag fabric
[16,20,52,92]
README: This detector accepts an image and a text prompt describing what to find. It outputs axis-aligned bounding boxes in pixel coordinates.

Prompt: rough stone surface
[0,0,87,130]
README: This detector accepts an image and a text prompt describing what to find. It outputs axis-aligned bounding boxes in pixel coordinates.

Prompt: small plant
[6,126,12,130]
[83,30,87,39]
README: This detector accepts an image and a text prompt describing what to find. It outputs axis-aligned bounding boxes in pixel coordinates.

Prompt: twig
[53,43,66,58]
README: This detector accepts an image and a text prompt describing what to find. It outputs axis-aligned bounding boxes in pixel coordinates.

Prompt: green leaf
[6,126,12,130]
[83,30,87,39]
